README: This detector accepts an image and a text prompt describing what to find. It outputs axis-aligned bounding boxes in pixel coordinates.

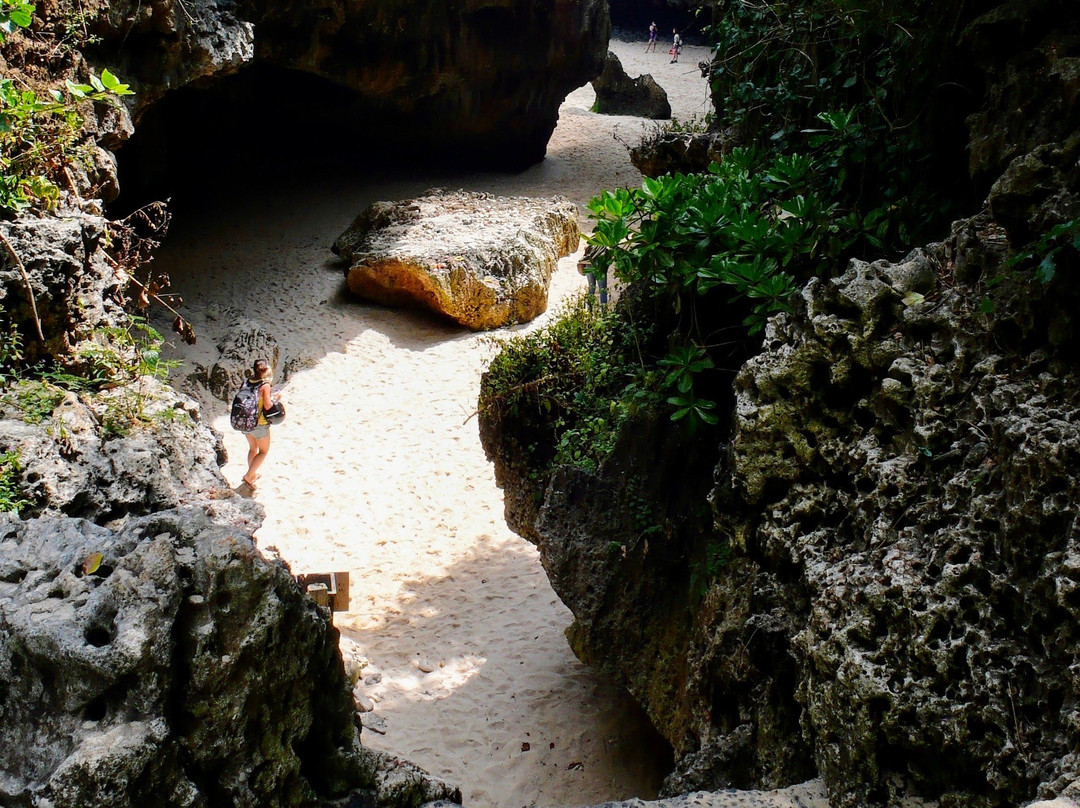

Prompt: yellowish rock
[332,189,579,331]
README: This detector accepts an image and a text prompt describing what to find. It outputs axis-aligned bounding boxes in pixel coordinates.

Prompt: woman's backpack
[230,380,266,431]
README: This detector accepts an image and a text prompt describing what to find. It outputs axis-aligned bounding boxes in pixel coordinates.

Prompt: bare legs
[243,433,271,489]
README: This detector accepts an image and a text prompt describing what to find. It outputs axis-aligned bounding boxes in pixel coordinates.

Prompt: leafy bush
[1010,219,1080,286]
[582,137,898,427]
[482,295,655,472]
[0,0,33,44]
[1,309,177,437]
[1,70,133,215]
[0,448,29,513]
[704,0,969,246]
[1,2,133,215]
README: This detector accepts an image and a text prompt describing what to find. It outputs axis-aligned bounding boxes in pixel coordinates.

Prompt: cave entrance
[112,63,393,215]
[608,1,703,43]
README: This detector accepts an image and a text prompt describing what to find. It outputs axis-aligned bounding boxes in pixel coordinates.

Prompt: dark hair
[252,359,271,380]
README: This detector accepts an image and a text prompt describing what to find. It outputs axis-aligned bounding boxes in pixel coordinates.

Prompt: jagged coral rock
[480,211,1080,807]
[333,190,579,331]
[0,378,225,520]
[0,215,124,367]
[0,503,460,807]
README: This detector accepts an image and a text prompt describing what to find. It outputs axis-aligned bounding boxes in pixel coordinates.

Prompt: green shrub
[482,296,655,472]
[1,2,133,216]
[704,0,967,246]
[0,448,30,513]
[0,0,33,43]
[583,140,898,428]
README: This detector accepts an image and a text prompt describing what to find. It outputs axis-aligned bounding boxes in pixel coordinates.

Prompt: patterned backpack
[230,380,266,432]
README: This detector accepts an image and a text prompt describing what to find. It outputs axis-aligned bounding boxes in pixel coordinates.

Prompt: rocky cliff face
[0,238,457,804]
[81,0,609,185]
[0,501,459,808]
[483,213,1080,808]
[479,1,1080,806]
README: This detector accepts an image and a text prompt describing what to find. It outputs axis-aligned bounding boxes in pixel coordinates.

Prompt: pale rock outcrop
[592,51,671,119]
[567,780,828,807]
[332,190,579,331]
[92,0,256,113]
[0,215,125,367]
[207,318,282,403]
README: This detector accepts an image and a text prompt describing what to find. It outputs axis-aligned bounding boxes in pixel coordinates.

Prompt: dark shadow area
[112,63,546,216]
[610,4,704,44]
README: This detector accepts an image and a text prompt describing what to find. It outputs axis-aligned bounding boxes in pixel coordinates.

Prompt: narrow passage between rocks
[154,39,713,807]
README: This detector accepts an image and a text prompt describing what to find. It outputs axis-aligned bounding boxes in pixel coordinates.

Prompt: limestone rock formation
[630,130,728,178]
[564,780,828,808]
[0,378,225,520]
[91,0,256,112]
[0,215,125,367]
[208,318,282,403]
[85,0,609,172]
[0,502,460,808]
[332,190,580,331]
[592,51,671,119]
[481,211,1080,806]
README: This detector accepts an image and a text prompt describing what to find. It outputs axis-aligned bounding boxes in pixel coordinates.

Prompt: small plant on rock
[0,448,30,513]
[0,69,133,215]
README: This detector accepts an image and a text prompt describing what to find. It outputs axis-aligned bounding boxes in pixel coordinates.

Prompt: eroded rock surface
[333,190,579,331]
[0,378,225,521]
[0,503,459,808]
[87,0,608,169]
[592,51,671,119]
[481,210,1080,807]
[0,215,125,367]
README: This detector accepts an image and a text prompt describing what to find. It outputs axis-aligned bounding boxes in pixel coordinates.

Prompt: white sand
[155,39,829,808]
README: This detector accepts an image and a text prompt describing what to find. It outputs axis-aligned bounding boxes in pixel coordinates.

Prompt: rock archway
[96,0,610,207]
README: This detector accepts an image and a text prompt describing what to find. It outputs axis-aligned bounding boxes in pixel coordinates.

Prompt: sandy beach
[155,38,830,808]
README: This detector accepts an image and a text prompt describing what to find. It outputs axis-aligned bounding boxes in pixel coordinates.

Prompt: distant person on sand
[670,28,682,63]
[646,21,658,52]
[239,359,280,491]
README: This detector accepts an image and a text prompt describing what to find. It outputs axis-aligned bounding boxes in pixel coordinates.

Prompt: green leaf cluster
[1009,220,1080,286]
[481,296,657,472]
[2,307,177,439]
[704,0,961,245]
[582,138,901,429]
[0,448,30,514]
[0,0,34,43]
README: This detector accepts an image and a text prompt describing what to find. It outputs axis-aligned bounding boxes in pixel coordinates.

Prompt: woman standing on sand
[646,21,658,52]
[240,359,280,490]
[670,28,682,63]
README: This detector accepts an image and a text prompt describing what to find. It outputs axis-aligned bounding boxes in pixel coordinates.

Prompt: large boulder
[630,129,730,177]
[592,51,671,119]
[208,318,282,403]
[332,190,579,331]
[0,503,460,807]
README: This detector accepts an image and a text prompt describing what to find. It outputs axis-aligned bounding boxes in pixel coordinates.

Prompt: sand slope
[156,38,829,808]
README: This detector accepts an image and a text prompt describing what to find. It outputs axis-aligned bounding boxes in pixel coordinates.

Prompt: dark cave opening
[110,62,539,216]
[113,64,374,214]
[608,1,704,44]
